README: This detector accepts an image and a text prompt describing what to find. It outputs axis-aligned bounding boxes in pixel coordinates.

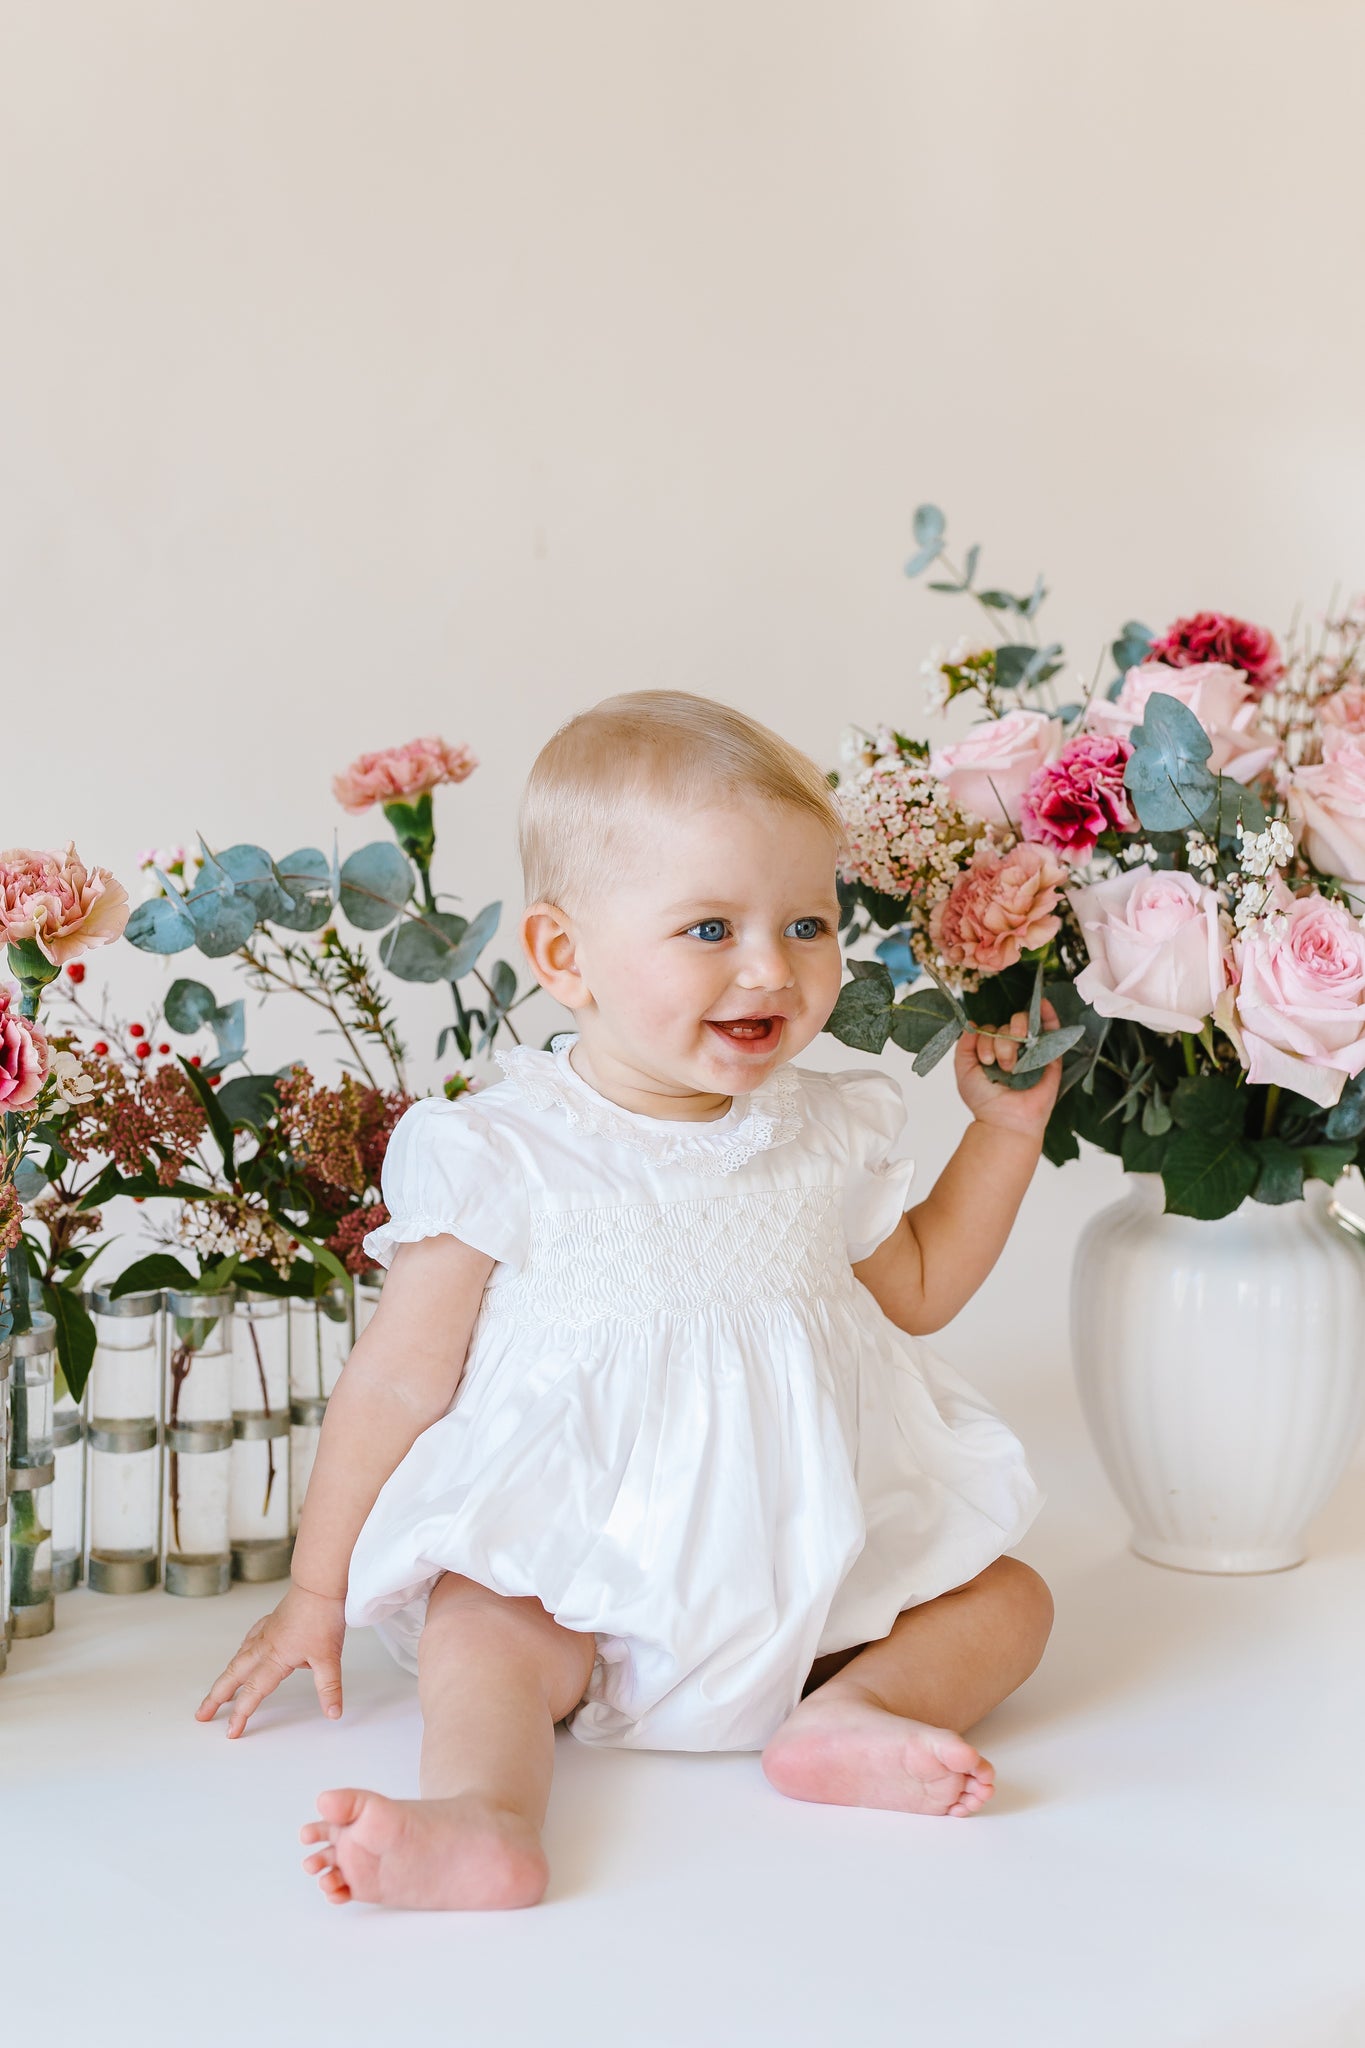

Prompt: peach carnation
[0,843,130,967]
[332,737,478,814]
[929,843,1067,974]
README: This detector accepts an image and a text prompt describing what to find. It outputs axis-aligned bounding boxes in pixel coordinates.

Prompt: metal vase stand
[6,1312,57,1639]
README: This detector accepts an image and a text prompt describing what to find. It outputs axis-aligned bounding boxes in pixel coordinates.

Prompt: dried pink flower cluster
[837,757,980,903]
[332,737,478,815]
[0,843,130,966]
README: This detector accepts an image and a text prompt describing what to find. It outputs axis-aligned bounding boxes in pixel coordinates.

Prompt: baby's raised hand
[196,1582,347,1739]
[954,999,1064,1138]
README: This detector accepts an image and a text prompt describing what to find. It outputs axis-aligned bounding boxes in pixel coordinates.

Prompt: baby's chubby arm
[196,1233,494,1738]
[852,1002,1062,1337]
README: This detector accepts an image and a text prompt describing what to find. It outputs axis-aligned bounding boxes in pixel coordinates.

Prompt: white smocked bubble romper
[344,1033,1043,1752]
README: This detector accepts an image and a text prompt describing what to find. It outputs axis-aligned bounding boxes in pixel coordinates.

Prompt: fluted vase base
[1131,1538,1304,1576]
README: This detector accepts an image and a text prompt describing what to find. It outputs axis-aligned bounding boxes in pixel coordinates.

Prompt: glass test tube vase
[230,1290,292,1581]
[51,1345,87,1594]
[86,1286,164,1595]
[163,1289,234,1596]
[288,1279,354,1533]
[7,1311,57,1637]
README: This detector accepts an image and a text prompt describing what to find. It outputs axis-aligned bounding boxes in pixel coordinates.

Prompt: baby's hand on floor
[196,1582,347,1739]
[955,999,1063,1137]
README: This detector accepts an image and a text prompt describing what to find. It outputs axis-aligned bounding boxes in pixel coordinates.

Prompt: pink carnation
[0,984,49,1109]
[332,737,478,814]
[929,843,1067,974]
[0,843,130,967]
[1147,612,1284,696]
[1019,735,1135,861]
[1319,682,1365,738]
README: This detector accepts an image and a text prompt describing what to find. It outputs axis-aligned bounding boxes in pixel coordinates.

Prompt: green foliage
[338,843,413,930]
[124,890,196,953]
[904,503,946,577]
[272,847,335,932]
[41,1281,97,1403]
[109,1252,200,1299]
[1124,692,1219,834]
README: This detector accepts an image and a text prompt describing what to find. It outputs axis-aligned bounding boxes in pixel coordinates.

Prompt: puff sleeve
[361,1097,531,1271]
[834,1069,918,1263]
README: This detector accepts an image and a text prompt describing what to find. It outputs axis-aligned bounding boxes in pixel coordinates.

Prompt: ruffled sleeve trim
[826,1069,917,1262]
[362,1097,530,1271]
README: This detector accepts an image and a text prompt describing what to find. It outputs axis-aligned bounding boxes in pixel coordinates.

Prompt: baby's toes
[302,1849,334,1876]
[299,1820,331,1848]
[318,1866,352,1905]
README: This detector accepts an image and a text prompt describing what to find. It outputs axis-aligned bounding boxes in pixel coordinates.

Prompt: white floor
[5,1368,1364,2048]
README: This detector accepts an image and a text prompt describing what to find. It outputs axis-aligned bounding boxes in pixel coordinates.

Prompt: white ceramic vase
[1071,1174,1365,1573]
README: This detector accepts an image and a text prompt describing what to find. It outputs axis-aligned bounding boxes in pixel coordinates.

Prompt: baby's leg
[300,1574,596,1909]
[762,1556,1052,1818]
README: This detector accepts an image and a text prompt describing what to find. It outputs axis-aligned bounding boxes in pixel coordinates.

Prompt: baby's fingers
[196,1644,257,1723]
[224,1655,291,1740]
[992,1011,1030,1073]
[312,1656,344,1722]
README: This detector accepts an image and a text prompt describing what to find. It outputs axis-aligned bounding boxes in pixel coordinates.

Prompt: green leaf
[1014,1024,1086,1073]
[977,590,1014,611]
[1325,1073,1365,1141]
[912,1019,964,1077]
[1111,621,1154,674]
[1121,1119,1169,1174]
[164,978,219,1034]
[1301,1143,1356,1188]
[201,998,246,1076]
[1124,692,1218,833]
[215,843,290,921]
[109,1253,198,1299]
[825,970,895,1053]
[41,1282,97,1403]
[1171,1074,1246,1136]
[272,847,335,933]
[13,1158,48,1202]
[1141,1090,1174,1137]
[177,1053,236,1176]
[913,503,945,547]
[1251,1138,1304,1206]
[214,1073,283,1131]
[379,910,469,982]
[888,985,960,1055]
[184,873,260,956]
[338,843,413,930]
[124,892,197,953]
[1161,1129,1259,1220]
[488,959,517,1009]
[442,901,501,981]
[1216,780,1265,842]
[1042,1095,1080,1166]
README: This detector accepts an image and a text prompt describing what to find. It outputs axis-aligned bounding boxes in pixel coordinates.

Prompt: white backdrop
[5,0,1365,1385]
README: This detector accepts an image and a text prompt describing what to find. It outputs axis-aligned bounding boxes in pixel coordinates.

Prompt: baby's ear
[521,901,589,1008]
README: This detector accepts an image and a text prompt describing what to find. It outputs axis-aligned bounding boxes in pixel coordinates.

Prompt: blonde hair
[519,689,844,910]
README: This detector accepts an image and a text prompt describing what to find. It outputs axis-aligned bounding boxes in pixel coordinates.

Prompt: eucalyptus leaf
[826,971,894,1053]
[339,843,413,930]
[1111,620,1154,675]
[1124,692,1218,833]
[912,503,945,547]
[164,978,219,1034]
[272,847,335,932]
[379,910,469,983]
[888,985,960,1054]
[124,892,197,954]
[912,1019,963,1077]
[201,998,246,1076]
[216,843,290,921]
[1325,1072,1365,1141]
[13,1158,49,1202]
[442,901,501,982]
[184,876,260,956]
[1013,1024,1085,1074]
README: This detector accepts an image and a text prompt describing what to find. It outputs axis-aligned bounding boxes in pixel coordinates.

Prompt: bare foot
[761,1684,995,1817]
[299,1787,550,1909]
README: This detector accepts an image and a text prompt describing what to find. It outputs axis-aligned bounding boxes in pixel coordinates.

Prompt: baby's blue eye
[686,919,728,943]
[786,917,826,940]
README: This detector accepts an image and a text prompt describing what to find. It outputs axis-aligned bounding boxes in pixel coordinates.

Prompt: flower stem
[1261,1084,1281,1140]
[1181,1032,1199,1077]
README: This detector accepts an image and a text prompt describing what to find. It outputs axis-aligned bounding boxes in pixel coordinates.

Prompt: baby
[198,690,1056,1911]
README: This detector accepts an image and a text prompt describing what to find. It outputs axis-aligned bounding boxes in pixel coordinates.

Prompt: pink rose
[1227,893,1365,1109]
[1287,731,1365,882]
[929,843,1067,974]
[1086,662,1275,784]
[1319,683,1365,738]
[332,737,478,814]
[0,984,49,1109]
[929,709,1060,826]
[0,843,130,967]
[1019,735,1136,862]
[1070,866,1227,1033]
[1147,612,1284,696]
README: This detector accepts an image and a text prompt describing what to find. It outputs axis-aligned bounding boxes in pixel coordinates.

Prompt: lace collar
[492,1033,803,1175]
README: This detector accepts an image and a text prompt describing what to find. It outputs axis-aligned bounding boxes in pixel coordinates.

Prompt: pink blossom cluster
[0,843,130,966]
[332,737,478,815]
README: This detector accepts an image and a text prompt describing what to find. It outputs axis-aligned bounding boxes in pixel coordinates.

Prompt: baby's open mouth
[705,1016,783,1047]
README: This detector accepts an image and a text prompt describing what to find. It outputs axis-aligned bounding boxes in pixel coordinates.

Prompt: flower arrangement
[1,843,131,1353]
[826,504,1365,1221]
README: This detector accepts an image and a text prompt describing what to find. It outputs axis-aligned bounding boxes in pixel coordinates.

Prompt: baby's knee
[991,1556,1054,1649]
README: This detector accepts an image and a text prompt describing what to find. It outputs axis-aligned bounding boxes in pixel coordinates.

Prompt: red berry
[207,1074,221,1087]
[135,1041,152,1059]
[189,1054,202,1068]
[157,1042,171,1054]
[133,1196,145,1204]
[66,963,86,984]
[92,1040,109,1056]
[129,1022,145,1038]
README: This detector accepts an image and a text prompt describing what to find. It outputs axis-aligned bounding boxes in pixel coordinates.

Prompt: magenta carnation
[1019,735,1136,862]
[1146,612,1284,696]
[0,984,49,1109]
